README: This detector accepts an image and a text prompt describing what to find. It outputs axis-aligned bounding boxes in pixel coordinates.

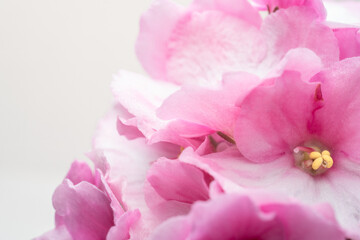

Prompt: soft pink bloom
[37,1,360,239]
[149,193,345,240]
[136,0,338,86]
[36,161,140,240]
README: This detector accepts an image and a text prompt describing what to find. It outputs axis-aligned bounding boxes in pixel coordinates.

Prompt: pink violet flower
[36,161,140,240]
[36,0,360,239]
[149,193,345,240]
[177,58,360,237]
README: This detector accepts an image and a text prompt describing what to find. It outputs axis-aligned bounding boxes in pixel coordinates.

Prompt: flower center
[293,143,334,176]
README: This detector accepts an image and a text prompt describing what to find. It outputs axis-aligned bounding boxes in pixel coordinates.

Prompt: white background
[0,0,190,239]
[0,0,357,239]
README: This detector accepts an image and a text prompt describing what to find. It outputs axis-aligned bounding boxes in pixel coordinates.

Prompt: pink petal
[192,0,262,27]
[149,194,280,240]
[147,158,210,203]
[266,48,323,81]
[65,161,95,186]
[253,0,326,18]
[107,210,141,240]
[333,28,360,60]
[261,202,345,239]
[53,180,114,240]
[310,57,360,162]
[235,71,320,163]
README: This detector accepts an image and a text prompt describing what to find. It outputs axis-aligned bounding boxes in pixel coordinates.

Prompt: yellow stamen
[312,157,323,170]
[322,155,333,168]
[309,150,333,170]
[309,152,321,159]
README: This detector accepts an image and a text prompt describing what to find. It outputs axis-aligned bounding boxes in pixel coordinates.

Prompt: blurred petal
[147,159,210,203]
[53,180,114,240]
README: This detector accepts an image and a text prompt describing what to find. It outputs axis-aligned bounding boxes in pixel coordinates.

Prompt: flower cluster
[37,0,360,239]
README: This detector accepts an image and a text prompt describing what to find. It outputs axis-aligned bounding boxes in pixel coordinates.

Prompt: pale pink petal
[192,0,262,27]
[261,7,339,69]
[179,147,293,190]
[92,108,183,239]
[111,70,179,139]
[35,226,72,240]
[313,157,360,236]
[165,11,265,85]
[266,48,323,81]
[136,0,186,80]
[148,119,215,149]
[158,72,263,136]
[137,0,265,85]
